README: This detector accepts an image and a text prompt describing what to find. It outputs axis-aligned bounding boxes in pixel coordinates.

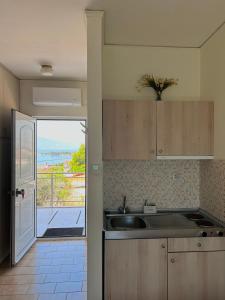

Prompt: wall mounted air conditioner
[32,87,82,107]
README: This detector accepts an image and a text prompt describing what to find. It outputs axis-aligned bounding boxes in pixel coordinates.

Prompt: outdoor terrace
[36,172,86,238]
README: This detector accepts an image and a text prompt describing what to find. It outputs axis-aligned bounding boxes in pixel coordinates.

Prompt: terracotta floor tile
[44,253,75,260]
[0,267,36,276]
[56,246,84,252]
[27,283,56,294]
[60,265,83,273]
[73,250,86,257]
[82,281,87,292]
[70,272,86,282]
[55,282,82,293]
[0,240,87,299]
[37,266,61,274]
[38,294,67,300]
[0,284,29,295]
[29,248,56,255]
[0,266,61,276]
[32,242,56,249]
[74,257,86,265]
[18,258,52,267]
[0,295,38,300]
[66,292,87,300]
[25,253,48,260]
[51,258,74,266]
[0,275,45,285]
[44,273,70,283]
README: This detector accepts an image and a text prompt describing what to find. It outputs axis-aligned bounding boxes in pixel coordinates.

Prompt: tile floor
[0,239,87,300]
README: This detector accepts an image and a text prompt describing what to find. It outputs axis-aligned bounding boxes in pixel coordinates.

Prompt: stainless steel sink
[110,216,146,229]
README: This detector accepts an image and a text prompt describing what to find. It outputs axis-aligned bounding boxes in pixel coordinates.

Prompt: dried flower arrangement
[137,74,178,101]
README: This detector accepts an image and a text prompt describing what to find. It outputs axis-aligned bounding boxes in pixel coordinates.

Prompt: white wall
[0,64,19,262]
[103,45,200,101]
[20,80,87,117]
[0,64,19,138]
[86,11,104,300]
[201,23,225,159]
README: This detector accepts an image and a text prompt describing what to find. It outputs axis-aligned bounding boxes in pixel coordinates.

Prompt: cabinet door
[103,100,156,160]
[157,101,214,156]
[168,251,225,300]
[105,239,167,300]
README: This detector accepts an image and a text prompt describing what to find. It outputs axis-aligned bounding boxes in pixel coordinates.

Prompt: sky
[37,120,85,149]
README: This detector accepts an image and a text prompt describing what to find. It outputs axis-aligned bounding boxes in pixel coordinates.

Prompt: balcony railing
[37,172,86,208]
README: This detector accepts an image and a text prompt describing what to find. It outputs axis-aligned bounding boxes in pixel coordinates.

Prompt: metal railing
[37,172,86,208]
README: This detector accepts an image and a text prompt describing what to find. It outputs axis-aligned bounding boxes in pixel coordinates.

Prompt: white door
[11,110,36,265]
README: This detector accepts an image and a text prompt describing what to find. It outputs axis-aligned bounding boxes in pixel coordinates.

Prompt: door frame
[34,116,87,238]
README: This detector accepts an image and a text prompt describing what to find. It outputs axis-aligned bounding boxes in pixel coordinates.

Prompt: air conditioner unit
[32,87,82,107]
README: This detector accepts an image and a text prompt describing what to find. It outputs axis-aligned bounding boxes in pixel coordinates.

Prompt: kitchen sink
[110,215,146,229]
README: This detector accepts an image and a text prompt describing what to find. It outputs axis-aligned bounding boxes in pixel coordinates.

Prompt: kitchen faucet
[119,195,128,214]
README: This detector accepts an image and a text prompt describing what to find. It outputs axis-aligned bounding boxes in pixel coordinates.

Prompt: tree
[69,144,85,173]
[37,175,51,207]
[37,164,72,206]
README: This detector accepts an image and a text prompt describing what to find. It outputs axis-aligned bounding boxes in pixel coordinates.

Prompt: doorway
[8,111,87,298]
[36,119,86,238]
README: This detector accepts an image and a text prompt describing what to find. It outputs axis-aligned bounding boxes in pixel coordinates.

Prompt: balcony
[37,172,86,237]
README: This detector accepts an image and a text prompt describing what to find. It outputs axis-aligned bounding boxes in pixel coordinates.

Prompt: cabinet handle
[150,150,155,154]
[158,149,163,154]
[197,242,202,248]
[171,258,176,264]
[161,244,166,249]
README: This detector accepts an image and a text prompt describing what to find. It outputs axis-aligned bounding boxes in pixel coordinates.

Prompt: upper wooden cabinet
[103,100,156,160]
[157,101,214,156]
[102,100,214,160]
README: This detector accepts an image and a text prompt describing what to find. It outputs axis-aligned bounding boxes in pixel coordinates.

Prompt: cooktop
[149,211,225,237]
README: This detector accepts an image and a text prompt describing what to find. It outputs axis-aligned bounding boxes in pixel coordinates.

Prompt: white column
[85,10,104,300]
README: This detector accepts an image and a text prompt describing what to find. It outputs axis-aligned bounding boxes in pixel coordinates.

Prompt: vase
[156,91,162,101]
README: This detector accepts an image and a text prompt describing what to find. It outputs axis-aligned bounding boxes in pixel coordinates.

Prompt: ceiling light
[40,64,53,76]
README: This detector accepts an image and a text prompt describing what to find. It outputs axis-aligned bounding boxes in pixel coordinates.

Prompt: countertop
[104,208,225,240]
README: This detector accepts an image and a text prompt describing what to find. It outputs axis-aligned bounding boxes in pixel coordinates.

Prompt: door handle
[16,189,25,199]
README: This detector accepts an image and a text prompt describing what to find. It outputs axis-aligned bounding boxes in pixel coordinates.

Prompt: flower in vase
[136,74,178,100]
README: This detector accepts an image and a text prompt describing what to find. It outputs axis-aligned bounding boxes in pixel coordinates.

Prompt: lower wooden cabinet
[168,251,225,300]
[105,237,225,300]
[104,239,167,300]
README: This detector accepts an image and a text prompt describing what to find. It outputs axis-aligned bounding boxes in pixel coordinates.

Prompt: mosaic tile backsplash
[200,160,225,222]
[103,160,200,210]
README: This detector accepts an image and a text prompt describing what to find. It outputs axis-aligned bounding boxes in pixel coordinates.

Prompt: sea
[37,151,74,166]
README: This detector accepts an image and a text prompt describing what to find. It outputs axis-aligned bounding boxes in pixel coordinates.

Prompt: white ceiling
[0,0,88,80]
[0,0,224,80]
